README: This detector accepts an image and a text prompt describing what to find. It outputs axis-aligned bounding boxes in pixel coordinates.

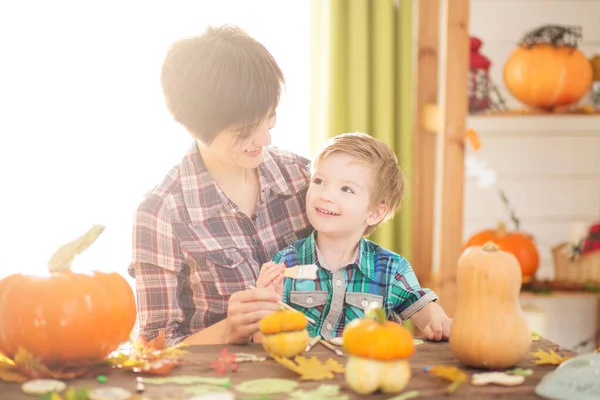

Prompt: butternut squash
[449,241,532,369]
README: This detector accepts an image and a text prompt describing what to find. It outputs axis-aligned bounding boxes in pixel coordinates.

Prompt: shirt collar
[180,142,297,222]
[306,231,375,280]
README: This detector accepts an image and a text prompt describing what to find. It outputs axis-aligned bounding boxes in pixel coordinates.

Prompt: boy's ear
[366,203,388,226]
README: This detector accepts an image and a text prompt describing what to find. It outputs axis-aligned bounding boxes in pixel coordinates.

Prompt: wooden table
[1,337,575,399]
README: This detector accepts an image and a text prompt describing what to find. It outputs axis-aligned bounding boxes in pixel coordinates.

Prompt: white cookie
[471,372,525,386]
[21,379,67,395]
[88,387,133,400]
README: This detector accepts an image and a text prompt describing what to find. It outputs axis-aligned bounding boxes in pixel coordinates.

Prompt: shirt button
[361,300,369,307]
[306,297,314,304]
[335,280,342,287]
[253,239,261,247]
[326,323,333,330]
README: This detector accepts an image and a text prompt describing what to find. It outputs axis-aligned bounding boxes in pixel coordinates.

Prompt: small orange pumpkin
[342,303,415,395]
[503,25,593,110]
[464,221,539,283]
[259,308,309,358]
[0,225,137,367]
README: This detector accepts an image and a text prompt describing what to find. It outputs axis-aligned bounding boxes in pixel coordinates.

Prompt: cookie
[21,379,67,395]
[88,387,133,400]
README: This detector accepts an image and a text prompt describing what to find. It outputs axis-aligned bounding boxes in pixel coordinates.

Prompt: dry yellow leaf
[423,365,468,393]
[530,349,571,365]
[271,355,344,381]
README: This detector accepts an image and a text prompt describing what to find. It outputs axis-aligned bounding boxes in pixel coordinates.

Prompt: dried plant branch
[498,189,520,231]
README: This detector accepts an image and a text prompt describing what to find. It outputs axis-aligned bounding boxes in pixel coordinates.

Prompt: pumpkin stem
[482,241,500,252]
[519,25,582,49]
[47,225,105,273]
[364,302,387,325]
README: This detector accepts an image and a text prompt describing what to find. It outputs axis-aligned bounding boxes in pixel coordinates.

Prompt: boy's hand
[422,316,453,341]
[255,261,285,296]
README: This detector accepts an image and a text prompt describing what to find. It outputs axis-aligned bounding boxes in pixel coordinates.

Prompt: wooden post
[434,0,470,318]
[412,0,439,289]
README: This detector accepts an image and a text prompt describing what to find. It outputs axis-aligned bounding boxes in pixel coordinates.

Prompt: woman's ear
[366,203,388,226]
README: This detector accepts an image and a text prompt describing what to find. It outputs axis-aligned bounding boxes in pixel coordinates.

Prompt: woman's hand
[255,261,285,296]
[225,287,280,344]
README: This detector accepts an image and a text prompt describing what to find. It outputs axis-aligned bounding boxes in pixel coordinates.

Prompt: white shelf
[467,114,600,134]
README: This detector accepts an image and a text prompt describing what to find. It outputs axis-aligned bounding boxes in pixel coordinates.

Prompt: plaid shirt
[273,231,438,340]
[129,143,312,345]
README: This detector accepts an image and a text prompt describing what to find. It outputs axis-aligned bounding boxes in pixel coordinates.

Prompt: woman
[128,25,312,346]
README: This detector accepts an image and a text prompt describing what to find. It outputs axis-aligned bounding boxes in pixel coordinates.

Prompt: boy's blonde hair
[311,132,405,235]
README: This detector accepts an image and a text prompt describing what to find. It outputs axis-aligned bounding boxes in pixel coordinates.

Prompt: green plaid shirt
[272,231,438,340]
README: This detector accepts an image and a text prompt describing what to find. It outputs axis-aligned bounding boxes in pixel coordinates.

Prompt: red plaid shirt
[129,143,312,345]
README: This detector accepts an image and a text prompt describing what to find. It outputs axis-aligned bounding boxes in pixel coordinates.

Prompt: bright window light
[0,1,311,280]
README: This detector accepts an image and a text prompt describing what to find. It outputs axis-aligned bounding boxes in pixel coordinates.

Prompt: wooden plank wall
[465,0,600,280]
[470,0,600,110]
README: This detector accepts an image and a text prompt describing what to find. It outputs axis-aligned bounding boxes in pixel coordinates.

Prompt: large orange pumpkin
[0,226,136,366]
[463,221,539,283]
[503,25,593,110]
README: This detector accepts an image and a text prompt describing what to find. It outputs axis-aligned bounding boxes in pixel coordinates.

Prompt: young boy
[271,132,452,341]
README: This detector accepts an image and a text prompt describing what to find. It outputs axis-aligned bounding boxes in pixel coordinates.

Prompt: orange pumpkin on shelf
[503,25,593,110]
[342,303,415,395]
[463,221,539,283]
[0,225,137,367]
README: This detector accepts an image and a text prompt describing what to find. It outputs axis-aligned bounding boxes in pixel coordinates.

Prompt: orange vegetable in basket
[464,221,539,283]
[0,226,137,366]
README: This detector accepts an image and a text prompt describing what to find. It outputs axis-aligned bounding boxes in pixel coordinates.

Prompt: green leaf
[236,378,298,394]
[183,384,229,395]
[143,375,230,387]
[289,384,348,400]
[386,390,420,400]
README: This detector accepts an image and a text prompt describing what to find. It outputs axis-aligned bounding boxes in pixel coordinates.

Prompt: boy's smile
[307,151,384,238]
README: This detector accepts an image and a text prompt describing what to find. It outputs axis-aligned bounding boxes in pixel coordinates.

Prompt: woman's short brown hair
[160,25,284,144]
[311,132,405,236]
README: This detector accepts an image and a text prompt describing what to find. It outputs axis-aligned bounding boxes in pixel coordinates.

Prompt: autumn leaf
[530,349,571,365]
[271,355,345,381]
[138,329,166,350]
[106,334,189,375]
[0,348,109,383]
[0,368,27,383]
[423,365,468,393]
